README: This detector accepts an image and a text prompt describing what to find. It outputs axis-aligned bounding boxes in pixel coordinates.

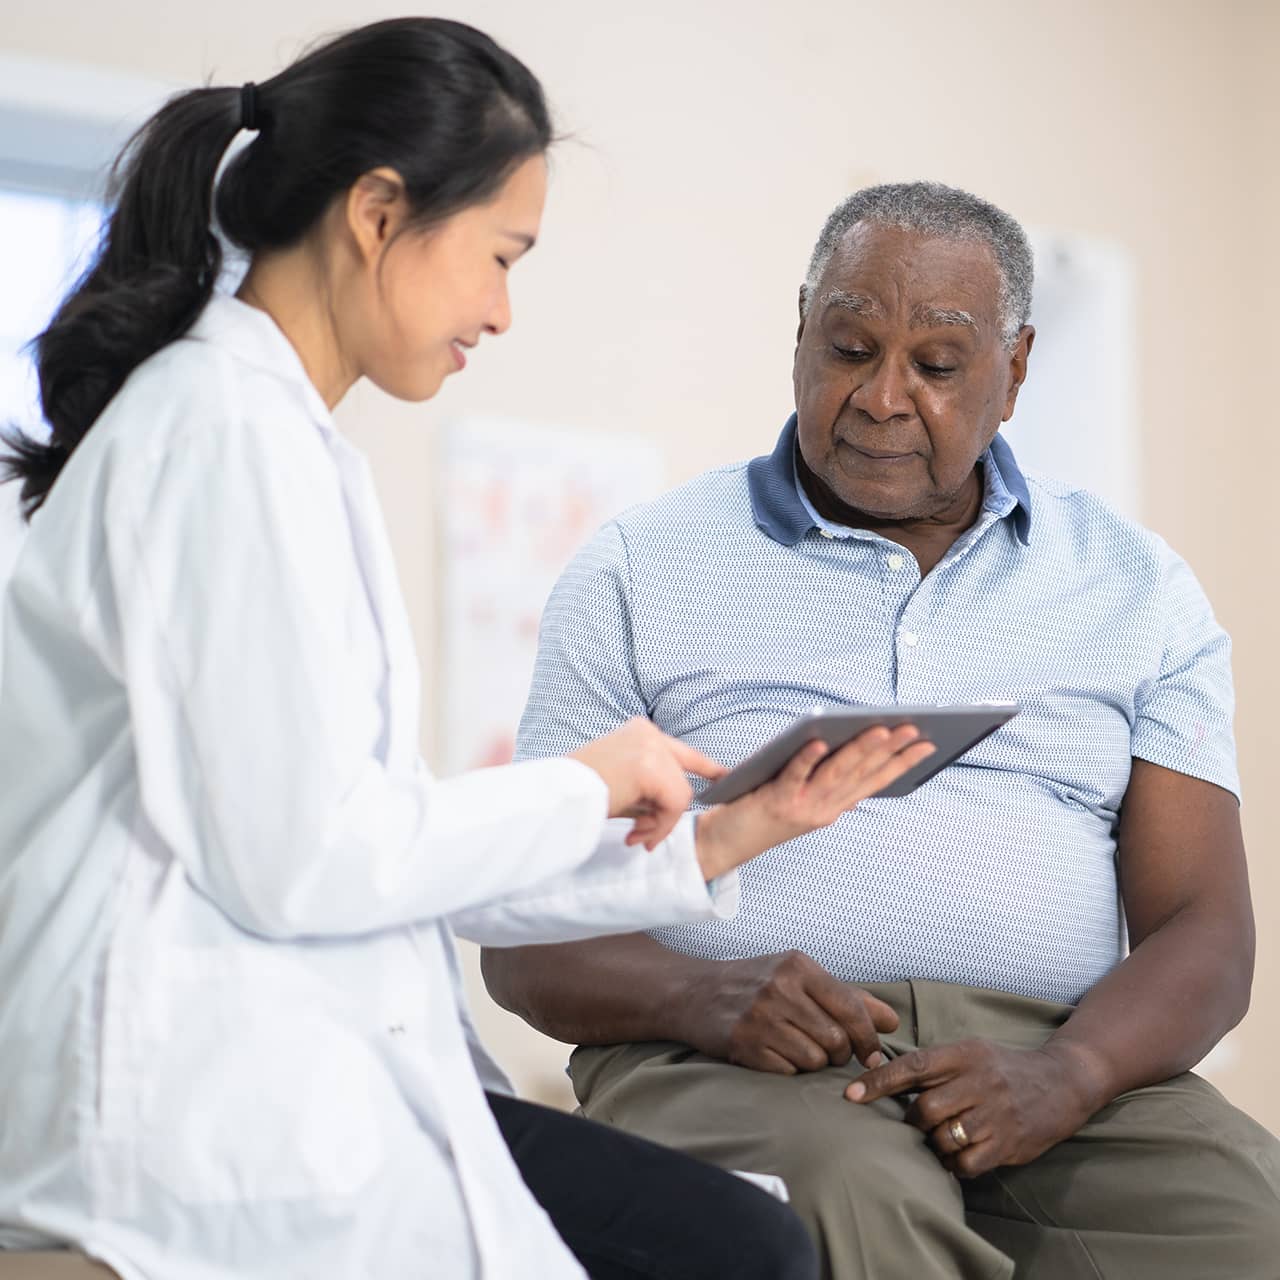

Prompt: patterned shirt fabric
[515,416,1238,1005]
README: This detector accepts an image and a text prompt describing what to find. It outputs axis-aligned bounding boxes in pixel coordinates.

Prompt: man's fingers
[940,1135,999,1180]
[808,976,887,1066]
[784,997,855,1067]
[861,992,901,1034]
[768,1019,843,1073]
[928,1105,985,1155]
[905,1081,976,1134]
[755,1047,801,1076]
[844,1045,961,1102]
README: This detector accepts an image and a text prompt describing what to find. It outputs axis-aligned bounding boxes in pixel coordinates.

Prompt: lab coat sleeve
[450,814,739,946]
[104,400,614,940]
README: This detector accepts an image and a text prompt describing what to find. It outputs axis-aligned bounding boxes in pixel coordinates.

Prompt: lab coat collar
[190,293,421,773]
[188,294,335,431]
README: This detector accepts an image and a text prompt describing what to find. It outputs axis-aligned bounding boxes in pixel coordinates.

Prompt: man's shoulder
[608,460,757,547]
[1022,469,1170,571]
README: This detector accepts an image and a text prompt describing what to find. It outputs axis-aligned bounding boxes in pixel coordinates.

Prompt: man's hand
[845,1040,1097,1178]
[683,950,900,1074]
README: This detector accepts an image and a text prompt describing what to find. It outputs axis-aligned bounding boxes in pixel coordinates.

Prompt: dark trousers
[487,1091,818,1280]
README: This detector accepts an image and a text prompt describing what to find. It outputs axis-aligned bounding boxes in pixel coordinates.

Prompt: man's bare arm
[1043,758,1254,1101]
[481,933,710,1046]
[482,933,899,1072]
[851,759,1255,1178]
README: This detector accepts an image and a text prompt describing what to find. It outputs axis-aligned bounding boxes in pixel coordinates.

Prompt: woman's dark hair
[1,18,552,518]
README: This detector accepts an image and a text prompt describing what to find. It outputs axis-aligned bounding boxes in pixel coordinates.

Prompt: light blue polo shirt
[514,417,1238,1004]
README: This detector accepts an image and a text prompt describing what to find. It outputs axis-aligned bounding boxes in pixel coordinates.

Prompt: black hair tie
[239,81,258,132]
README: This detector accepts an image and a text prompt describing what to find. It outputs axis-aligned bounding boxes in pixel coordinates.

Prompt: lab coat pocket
[137,950,389,1205]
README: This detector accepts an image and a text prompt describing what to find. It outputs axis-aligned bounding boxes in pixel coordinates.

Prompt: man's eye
[919,362,957,377]
[832,346,869,361]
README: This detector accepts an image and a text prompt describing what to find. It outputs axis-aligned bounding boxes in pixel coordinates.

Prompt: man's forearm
[481,933,716,1046]
[1044,900,1253,1113]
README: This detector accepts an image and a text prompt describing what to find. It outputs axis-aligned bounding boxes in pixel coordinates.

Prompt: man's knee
[765,1084,962,1226]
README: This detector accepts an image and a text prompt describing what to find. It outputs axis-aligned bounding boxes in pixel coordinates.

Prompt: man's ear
[344,166,409,265]
[1001,325,1035,422]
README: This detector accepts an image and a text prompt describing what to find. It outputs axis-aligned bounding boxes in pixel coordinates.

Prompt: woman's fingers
[821,725,921,779]
[574,719,715,848]
[667,738,729,781]
[809,727,934,805]
[840,738,937,798]
[776,737,835,784]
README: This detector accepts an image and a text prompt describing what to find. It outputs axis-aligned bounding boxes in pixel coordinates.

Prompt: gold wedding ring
[948,1118,970,1148]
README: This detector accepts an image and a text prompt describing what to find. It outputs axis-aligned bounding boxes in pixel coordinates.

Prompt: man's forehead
[821,222,1002,323]
[821,289,978,334]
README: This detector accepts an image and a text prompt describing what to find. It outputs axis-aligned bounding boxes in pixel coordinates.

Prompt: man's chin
[824,475,931,525]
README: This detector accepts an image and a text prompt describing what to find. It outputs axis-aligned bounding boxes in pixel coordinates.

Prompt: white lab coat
[0,296,738,1280]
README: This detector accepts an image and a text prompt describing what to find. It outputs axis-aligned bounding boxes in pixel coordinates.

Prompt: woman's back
[0,297,603,1276]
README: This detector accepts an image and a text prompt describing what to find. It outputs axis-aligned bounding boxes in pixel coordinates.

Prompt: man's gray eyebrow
[911,304,977,331]
[820,289,884,317]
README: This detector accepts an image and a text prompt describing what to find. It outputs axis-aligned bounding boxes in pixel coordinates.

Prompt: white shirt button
[886,553,905,570]
[900,631,919,647]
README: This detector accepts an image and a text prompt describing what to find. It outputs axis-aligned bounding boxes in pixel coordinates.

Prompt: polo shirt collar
[748,413,1032,547]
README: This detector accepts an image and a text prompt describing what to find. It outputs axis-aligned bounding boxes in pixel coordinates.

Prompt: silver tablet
[697,704,1019,807]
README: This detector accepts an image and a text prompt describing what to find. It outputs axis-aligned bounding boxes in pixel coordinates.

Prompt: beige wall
[6,0,1277,1128]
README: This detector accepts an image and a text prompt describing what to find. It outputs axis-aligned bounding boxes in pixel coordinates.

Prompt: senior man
[483,182,1280,1279]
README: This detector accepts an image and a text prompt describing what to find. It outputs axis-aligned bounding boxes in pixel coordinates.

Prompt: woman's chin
[369,363,449,404]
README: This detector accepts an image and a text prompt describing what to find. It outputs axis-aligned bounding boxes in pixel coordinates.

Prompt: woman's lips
[450,341,468,371]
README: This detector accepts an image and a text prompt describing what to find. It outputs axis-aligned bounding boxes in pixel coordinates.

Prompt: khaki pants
[570,981,1280,1279]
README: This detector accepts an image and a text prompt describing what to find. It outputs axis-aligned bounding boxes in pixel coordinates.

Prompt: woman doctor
[0,18,931,1280]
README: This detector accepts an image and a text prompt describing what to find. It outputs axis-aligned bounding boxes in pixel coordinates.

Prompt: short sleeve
[1130,545,1239,800]
[514,520,647,761]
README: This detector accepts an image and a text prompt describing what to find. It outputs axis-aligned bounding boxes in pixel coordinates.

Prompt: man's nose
[849,355,914,422]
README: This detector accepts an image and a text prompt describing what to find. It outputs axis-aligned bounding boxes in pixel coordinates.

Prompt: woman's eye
[495,256,511,271]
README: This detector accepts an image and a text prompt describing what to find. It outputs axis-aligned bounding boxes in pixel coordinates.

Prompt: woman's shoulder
[32,325,339,550]
[86,331,328,500]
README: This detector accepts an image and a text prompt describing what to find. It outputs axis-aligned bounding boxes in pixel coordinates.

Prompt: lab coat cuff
[528,755,611,829]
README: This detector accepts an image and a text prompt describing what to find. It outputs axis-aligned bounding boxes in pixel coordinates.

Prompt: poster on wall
[437,418,662,776]
[1005,231,1140,519]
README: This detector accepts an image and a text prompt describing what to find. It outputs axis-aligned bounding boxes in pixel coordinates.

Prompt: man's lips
[840,442,919,461]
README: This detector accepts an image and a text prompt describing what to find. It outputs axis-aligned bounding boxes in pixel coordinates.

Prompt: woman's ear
[344,167,409,264]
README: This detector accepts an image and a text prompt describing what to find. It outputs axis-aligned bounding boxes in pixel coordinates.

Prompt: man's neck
[797,454,986,578]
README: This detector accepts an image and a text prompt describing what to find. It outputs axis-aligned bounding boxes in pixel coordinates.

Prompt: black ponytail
[1,18,552,518]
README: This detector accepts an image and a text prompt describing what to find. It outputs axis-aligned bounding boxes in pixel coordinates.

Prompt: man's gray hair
[801,181,1033,349]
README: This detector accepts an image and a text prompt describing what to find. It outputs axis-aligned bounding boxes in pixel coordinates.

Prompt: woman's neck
[236,246,357,410]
